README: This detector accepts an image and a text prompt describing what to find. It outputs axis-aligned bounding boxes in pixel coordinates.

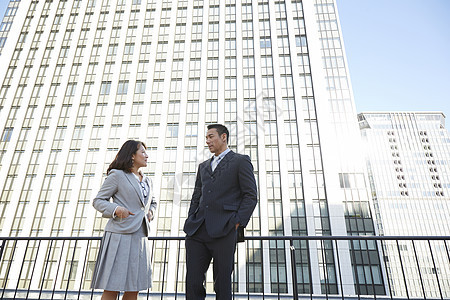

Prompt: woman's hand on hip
[147,210,154,222]
[115,206,135,218]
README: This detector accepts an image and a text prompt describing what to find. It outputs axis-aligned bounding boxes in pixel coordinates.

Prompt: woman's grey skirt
[91,223,152,291]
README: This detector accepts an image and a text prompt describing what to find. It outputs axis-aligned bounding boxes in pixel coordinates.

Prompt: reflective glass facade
[0,0,382,296]
[359,112,450,298]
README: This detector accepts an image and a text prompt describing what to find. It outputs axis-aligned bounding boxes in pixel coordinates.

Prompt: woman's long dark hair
[107,140,146,174]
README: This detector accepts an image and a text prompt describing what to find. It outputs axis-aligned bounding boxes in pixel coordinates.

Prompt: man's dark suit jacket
[183,150,257,238]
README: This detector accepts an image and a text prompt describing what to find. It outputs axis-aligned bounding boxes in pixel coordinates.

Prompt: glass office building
[0,0,20,55]
[0,0,383,296]
[359,112,450,297]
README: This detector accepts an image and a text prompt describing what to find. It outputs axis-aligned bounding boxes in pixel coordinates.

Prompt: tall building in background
[0,0,20,55]
[359,112,450,298]
[0,0,383,296]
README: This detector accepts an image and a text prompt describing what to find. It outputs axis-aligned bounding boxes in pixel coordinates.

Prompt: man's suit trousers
[185,222,237,300]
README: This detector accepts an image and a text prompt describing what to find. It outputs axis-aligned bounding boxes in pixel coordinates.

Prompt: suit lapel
[143,177,152,209]
[212,150,234,174]
[124,172,145,206]
[206,156,214,174]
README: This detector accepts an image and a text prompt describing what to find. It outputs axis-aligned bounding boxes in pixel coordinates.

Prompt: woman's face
[132,144,148,169]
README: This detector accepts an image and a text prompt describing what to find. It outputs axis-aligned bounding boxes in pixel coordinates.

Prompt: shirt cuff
[112,206,119,218]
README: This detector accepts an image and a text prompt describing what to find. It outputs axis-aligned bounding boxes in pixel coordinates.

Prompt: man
[183,124,258,300]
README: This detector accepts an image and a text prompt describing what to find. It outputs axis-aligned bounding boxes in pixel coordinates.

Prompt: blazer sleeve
[92,169,120,218]
[187,164,203,217]
[148,177,157,220]
[236,155,258,227]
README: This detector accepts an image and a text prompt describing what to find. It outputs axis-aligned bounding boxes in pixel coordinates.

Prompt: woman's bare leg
[122,291,139,300]
[101,290,119,300]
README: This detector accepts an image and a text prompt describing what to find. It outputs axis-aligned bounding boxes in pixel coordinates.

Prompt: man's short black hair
[207,124,229,143]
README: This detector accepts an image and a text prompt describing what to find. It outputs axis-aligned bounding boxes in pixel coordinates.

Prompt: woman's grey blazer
[92,169,157,234]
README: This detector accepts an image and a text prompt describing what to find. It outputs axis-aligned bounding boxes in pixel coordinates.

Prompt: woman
[91,140,157,300]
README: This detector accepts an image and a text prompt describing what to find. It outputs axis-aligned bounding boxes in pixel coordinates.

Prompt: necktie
[212,156,220,172]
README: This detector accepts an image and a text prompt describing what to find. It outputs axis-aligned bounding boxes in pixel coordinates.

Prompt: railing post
[0,239,6,262]
[427,240,444,300]
[0,239,8,298]
[380,240,393,299]
[349,239,361,298]
[411,240,426,299]
[395,240,409,299]
[14,240,30,299]
[160,239,169,300]
[289,239,299,300]
[64,240,78,300]
[333,239,344,300]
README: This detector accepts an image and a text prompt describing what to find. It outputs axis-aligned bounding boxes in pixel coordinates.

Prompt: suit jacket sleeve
[148,177,157,220]
[236,155,258,227]
[92,169,119,218]
[187,165,203,217]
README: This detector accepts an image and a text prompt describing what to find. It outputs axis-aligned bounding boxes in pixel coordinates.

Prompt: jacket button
[208,190,211,193]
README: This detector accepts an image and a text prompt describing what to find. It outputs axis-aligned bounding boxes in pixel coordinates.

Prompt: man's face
[206,128,227,154]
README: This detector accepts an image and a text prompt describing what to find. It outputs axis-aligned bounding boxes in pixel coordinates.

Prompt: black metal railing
[0,236,449,299]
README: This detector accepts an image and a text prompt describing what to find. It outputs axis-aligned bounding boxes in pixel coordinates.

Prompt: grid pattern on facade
[359,112,450,297]
[0,0,21,56]
[0,0,382,296]
[314,0,385,294]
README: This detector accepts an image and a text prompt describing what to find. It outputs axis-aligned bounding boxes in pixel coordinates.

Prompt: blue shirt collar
[215,147,231,160]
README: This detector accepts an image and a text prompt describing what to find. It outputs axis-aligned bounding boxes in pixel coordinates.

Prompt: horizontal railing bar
[0,237,103,241]
[245,236,450,241]
[0,235,449,241]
